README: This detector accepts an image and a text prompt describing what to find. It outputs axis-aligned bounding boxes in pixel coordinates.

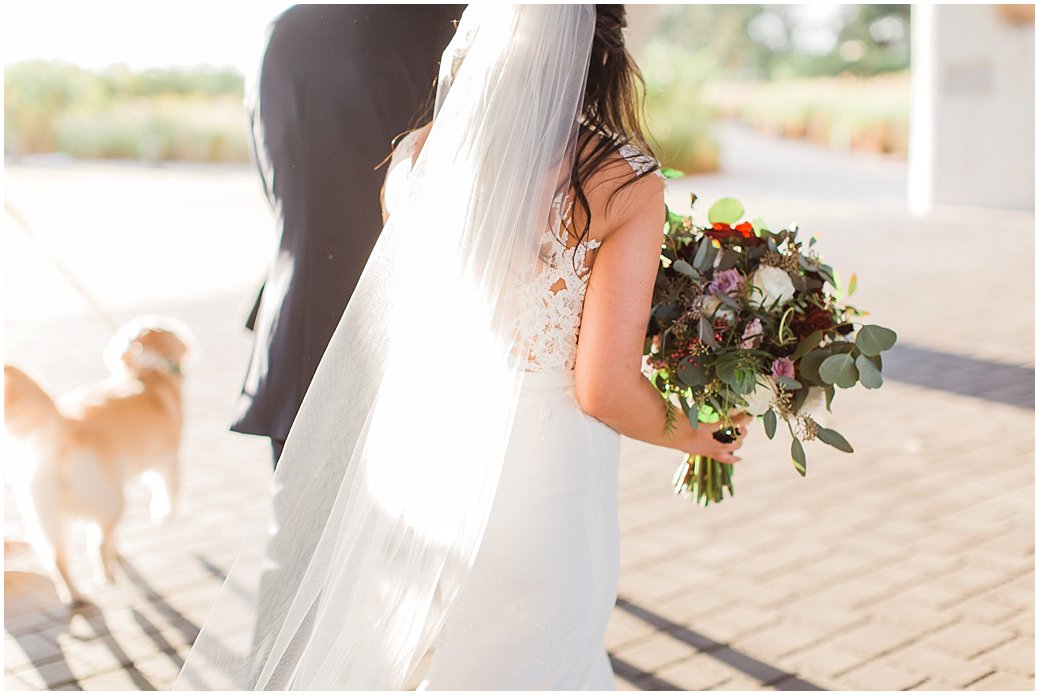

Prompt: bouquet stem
[672,455,734,506]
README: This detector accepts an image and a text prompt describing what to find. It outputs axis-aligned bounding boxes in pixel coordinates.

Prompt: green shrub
[640,42,720,174]
[703,73,910,157]
[5,61,247,162]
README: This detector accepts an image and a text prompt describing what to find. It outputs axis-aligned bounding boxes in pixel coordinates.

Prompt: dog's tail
[4,365,63,441]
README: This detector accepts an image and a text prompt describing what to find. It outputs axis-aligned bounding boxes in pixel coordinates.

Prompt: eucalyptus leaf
[733,368,757,395]
[763,409,777,439]
[704,242,720,269]
[818,263,836,287]
[789,271,807,293]
[791,330,825,361]
[693,239,709,271]
[819,353,858,388]
[678,361,710,387]
[715,362,740,392]
[856,325,898,356]
[698,316,717,347]
[817,427,854,453]
[672,259,700,280]
[798,349,829,384]
[855,353,883,389]
[791,384,809,413]
[717,249,739,271]
[707,197,744,225]
[775,376,803,390]
[791,437,807,477]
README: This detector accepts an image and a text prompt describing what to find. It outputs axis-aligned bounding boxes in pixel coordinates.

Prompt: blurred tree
[645,4,910,82]
[4,61,246,160]
[4,61,106,154]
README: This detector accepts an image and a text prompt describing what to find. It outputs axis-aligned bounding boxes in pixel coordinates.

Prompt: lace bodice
[518,144,661,372]
[384,133,660,373]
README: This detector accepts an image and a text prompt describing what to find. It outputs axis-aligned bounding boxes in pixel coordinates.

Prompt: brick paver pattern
[4,125,1034,690]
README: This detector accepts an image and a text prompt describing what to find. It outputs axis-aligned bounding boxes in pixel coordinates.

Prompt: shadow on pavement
[886,343,1034,409]
[615,596,824,691]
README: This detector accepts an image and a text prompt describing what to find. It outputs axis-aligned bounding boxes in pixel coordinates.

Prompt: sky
[3,1,292,75]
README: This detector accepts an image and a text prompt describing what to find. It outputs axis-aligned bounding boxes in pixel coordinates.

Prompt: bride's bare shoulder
[579,136,664,237]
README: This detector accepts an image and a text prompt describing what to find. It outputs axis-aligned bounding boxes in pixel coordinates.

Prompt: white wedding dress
[384,132,657,690]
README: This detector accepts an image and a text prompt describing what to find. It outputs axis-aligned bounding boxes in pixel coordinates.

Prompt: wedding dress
[173,7,653,690]
[386,134,659,689]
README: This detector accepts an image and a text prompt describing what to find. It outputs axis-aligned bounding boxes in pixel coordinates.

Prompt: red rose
[790,306,835,337]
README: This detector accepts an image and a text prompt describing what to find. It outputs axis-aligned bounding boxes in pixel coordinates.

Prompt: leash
[4,199,121,332]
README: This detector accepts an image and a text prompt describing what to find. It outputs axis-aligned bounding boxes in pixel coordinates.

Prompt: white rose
[749,265,796,308]
[699,294,735,323]
[741,376,775,416]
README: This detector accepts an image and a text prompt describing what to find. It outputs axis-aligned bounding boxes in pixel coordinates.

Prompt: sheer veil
[174,6,595,690]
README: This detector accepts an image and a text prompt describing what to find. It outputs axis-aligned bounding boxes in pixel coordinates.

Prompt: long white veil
[174,5,594,690]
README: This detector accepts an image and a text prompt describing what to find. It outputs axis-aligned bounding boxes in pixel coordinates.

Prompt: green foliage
[5,60,247,162]
[702,73,911,158]
[678,361,710,388]
[855,353,884,389]
[648,4,910,82]
[672,259,698,279]
[856,324,898,356]
[791,329,825,361]
[639,42,720,174]
[817,427,854,453]
[819,353,858,388]
[791,437,807,476]
[707,198,745,226]
[762,409,777,439]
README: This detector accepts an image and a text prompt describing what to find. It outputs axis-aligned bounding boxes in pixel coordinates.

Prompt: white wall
[909,4,1035,212]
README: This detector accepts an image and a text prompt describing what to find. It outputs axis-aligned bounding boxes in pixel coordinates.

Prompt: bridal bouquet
[644,193,896,506]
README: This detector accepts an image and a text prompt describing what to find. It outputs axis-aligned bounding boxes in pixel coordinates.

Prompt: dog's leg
[39,516,86,605]
[97,491,126,583]
[163,455,181,519]
[99,522,123,582]
[31,473,86,605]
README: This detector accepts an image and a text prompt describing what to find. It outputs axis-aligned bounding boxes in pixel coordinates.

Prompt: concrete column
[909,4,1035,213]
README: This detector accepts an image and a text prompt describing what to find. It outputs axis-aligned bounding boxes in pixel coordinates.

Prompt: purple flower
[771,357,795,379]
[708,268,744,296]
[740,318,763,349]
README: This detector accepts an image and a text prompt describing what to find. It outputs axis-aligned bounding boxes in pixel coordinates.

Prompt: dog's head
[103,316,197,378]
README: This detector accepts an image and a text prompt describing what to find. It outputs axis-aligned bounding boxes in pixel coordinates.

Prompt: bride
[175,5,747,691]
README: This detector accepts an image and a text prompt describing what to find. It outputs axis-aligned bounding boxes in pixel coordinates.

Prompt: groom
[232,4,465,466]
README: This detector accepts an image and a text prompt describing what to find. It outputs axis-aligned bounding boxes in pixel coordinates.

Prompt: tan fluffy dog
[3,317,193,604]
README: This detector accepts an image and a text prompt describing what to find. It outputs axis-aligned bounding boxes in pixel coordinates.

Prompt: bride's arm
[574,172,747,464]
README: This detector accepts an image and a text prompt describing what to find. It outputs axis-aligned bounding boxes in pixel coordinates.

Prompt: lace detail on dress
[517,194,600,372]
[618,142,664,179]
[519,144,660,372]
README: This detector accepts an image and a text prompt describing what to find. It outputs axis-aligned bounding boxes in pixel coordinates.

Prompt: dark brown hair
[389,5,658,242]
[567,5,659,247]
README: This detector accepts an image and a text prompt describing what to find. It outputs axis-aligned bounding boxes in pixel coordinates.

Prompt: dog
[3,316,193,604]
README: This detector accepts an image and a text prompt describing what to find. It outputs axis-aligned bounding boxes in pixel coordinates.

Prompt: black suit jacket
[232,4,464,441]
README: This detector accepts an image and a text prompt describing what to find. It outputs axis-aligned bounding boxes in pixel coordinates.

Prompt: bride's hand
[682,413,751,464]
